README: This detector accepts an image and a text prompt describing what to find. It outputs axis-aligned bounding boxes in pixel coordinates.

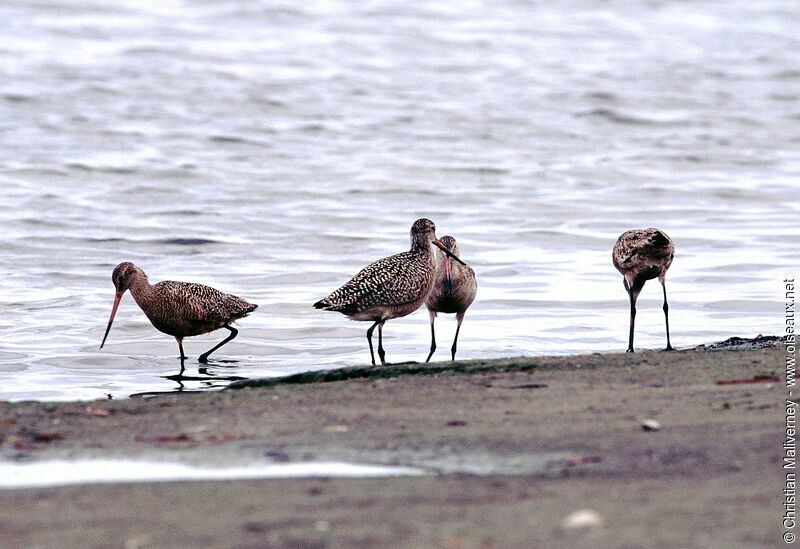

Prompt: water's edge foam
[0,460,427,489]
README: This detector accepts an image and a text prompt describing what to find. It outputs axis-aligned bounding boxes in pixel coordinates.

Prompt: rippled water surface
[1,1,798,400]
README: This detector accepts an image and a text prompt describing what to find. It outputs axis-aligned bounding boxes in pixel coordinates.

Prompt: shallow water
[0,460,425,489]
[1,1,798,401]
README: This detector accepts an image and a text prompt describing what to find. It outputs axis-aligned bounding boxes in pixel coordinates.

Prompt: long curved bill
[432,239,467,265]
[100,291,124,349]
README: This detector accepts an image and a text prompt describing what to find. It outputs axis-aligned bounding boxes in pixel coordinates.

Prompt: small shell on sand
[561,509,604,530]
[641,419,661,431]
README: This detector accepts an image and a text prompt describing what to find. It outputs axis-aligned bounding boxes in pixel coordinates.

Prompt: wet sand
[0,341,784,548]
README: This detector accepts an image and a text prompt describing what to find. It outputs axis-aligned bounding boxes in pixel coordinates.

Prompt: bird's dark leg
[175,338,186,378]
[377,320,386,365]
[199,325,238,363]
[451,312,465,361]
[425,310,437,363]
[366,320,381,366]
[166,339,186,380]
[662,280,674,351]
[176,337,187,360]
[624,279,640,353]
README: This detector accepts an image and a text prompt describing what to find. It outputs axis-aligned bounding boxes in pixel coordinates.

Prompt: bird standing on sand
[425,235,477,362]
[100,262,257,368]
[612,229,675,353]
[314,218,466,366]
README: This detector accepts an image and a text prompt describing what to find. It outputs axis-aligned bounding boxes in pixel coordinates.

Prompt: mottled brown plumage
[314,218,466,365]
[612,228,675,352]
[100,262,257,365]
[425,236,477,362]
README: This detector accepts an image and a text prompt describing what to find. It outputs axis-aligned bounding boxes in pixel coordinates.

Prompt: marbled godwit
[314,218,466,366]
[100,262,257,367]
[425,235,477,362]
[612,228,675,353]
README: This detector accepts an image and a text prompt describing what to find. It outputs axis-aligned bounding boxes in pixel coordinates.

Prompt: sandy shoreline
[0,340,784,548]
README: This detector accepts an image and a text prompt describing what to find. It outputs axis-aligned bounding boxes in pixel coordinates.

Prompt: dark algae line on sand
[227,335,782,391]
[227,357,541,390]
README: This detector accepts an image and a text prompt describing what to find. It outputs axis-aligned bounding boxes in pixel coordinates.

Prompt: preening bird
[424,235,477,362]
[612,229,675,352]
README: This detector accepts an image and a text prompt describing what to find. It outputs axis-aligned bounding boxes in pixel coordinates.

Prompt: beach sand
[0,340,783,548]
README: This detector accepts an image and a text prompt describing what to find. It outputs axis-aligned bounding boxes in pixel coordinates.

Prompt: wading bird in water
[612,228,675,352]
[425,235,477,362]
[314,218,466,366]
[100,262,257,372]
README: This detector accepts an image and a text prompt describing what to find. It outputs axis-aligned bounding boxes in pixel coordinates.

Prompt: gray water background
[1,0,798,400]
